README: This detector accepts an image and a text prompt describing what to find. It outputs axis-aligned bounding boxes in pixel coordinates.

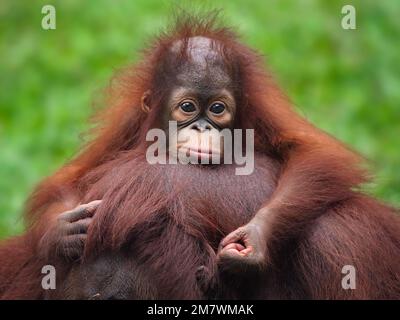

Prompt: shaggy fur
[0,13,399,299]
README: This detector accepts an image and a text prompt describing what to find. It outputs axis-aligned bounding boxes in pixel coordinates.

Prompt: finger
[224,243,246,252]
[61,234,86,248]
[229,240,253,255]
[59,207,91,223]
[57,234,86,259]
[60,200,102,223]
[239,247,254,255]
[218,251,260,272]
[218,247,244,260]
[65,218,92,235]
[218,242,256,263]
[219,230,243,249]
[218,245,240,261]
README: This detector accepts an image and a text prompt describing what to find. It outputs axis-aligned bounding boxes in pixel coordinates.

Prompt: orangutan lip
[188,148,213,155]
[181,148,220,158]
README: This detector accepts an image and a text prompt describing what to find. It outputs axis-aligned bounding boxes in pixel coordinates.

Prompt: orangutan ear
[141,90,151,113]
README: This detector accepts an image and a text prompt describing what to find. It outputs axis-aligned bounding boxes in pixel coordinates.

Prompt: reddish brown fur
[50,154,279,299]
[0,13,399,299]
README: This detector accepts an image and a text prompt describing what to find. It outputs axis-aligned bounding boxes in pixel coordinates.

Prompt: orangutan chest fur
[81,153,279,253]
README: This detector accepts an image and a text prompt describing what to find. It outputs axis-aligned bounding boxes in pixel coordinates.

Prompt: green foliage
[0,0,399,238]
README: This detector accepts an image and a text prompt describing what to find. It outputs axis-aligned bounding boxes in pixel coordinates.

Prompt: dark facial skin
[155,37,237,163]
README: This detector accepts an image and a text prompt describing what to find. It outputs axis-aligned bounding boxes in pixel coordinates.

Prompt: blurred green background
[0,0,399,238]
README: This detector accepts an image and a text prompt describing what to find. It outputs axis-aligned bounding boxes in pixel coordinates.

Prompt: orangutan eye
[180,101,196,113]
[209,102,225,114]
